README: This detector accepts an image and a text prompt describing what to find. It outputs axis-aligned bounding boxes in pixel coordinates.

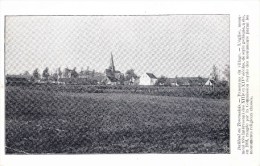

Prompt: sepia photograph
[5,15,230,154]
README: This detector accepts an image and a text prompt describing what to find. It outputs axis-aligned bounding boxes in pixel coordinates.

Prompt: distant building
[139,73,157,85]
[124,76,139,85]
[205,79,214,86]
[129,76,136,85]
[171,82,179,87]
[102,76,118,85]
[204,74,216,86]
[167,77,208,86]
[102,53,123,85]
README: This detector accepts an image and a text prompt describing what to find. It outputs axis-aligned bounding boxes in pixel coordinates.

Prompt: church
[102,53,123,85]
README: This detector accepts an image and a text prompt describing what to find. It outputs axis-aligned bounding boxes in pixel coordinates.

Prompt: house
[124,76,139,85]
[170,80,179,86]
[166,77,208,86]
[6,75,32,85]
[205,79,215,86]
[139,73,157,85]
[124,76,135,85]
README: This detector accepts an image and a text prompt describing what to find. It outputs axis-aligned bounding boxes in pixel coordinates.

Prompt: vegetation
[211,65,219,82]
[155,75,168,86]
[223,64,230,81]
[42,67,50,80]
[125,69,138,81]
[7,84,229,99]
[32,68,40,80]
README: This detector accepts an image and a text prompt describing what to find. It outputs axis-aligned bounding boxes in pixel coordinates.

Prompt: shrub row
[7,84,229,99]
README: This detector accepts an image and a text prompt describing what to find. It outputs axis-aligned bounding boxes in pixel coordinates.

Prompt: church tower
[103,52,122,84]
[109,52,116,72]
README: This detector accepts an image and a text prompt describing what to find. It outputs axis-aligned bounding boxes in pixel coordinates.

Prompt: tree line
[20,64,229,85]
[27,67,97,81]
[23,67,139,82]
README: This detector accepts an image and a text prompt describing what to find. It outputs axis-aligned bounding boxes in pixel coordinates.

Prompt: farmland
[5,84,229,154]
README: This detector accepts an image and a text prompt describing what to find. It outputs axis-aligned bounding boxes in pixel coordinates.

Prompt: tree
[125,69,138,81]
[83,70,89,76]
[52,72,58,81]
[84,66,90,76]
[71,67,78,78]
[57,67,62,79]
[155,75,167,86]
[165,78,172,86]
[223,64,230,81]
[211,65,219,82]
[91,69,95,77]
[32,68,40,80]
[79,67,84,77]
[23,71,30,76]
[63,67,70,78]
[197,75,205,85]
[118,74,125,85]
[42,67,50,80]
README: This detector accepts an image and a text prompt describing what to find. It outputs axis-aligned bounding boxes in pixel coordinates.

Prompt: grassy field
[5,85,229,154]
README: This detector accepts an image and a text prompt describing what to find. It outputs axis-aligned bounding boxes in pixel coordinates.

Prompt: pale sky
[5,15,229,78]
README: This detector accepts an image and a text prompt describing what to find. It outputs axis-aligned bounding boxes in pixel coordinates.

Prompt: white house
[205,79,214,86]
[139,73,157,85]
[171,82,179,86]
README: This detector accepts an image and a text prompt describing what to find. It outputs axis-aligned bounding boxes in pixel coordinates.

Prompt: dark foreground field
[6,85,229,154]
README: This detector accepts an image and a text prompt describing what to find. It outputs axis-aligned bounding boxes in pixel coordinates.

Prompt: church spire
[110,52,115,72]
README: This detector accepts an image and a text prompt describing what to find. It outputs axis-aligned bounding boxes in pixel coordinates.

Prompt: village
[6,53,223,87]
[5,53,230,154]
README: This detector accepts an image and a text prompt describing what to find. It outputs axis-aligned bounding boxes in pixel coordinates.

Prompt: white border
[0,1,259,166]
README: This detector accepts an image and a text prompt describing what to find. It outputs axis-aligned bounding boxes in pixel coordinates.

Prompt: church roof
[109,53,115,72]
[106,76,118,82]
[167,77,208,85]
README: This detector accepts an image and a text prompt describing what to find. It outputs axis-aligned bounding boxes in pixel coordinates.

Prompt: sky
[5,15,229,78]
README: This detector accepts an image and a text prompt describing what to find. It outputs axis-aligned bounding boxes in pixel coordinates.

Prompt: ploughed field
[6,85,229,154]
